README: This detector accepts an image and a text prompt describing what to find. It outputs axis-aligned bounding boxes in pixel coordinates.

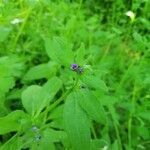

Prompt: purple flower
[71,64,78,71]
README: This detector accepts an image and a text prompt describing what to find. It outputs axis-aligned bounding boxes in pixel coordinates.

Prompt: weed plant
[0,0,149,150]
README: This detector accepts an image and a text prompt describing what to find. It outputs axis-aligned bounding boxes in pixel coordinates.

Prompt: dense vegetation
[0,0,149,150]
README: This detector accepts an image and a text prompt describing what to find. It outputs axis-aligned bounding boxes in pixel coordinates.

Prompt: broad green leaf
[42,128,67,142]
[0,56,24,79]
[44,36,74,66]
[23,62,57,81]
[43,76,62,101]
[21,85,49,117]
[76,43,85,64]
[82,75,108,92]
[48,105,63,120]
[0,110,28,135]
[31,129,56,150]
[93,93,118,106]
[63,92,91,150]
[0,77,15,94]
[0,65,15,94]
[31,139,55,150]
[77,90,106,124]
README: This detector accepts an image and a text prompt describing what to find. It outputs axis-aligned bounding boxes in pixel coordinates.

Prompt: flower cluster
[71,64,84,74]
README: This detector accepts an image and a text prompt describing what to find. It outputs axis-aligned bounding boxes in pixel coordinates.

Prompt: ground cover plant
[0,0,150,150]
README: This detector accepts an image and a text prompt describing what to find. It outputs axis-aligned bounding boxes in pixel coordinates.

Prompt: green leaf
[48,105,63,120]
[76,43,85,64]
[77,90,106,124]
[44,36,74,66]
[0,110,28,135]
[21,85,49,117]
[42,128,67,142]
[43,76,62,101]
[0,64,15,94]
[82,75,108,92]
[23,62,57,81]
[0,77,15,94]
[63,92,91,150]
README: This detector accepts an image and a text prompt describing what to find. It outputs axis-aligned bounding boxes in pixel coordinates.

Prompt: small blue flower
[71,64,78,71]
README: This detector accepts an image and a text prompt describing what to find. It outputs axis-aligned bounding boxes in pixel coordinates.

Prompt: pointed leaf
[43,76,62,101]
[82,75,108,92]
[44,36,74,66]
[63,92,91,150]
[78,90,106,124]
[23,62,57,81]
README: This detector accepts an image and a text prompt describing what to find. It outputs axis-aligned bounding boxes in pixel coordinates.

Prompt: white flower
[125,11,135,22]
[102,146,108,150]
[10,18,24,25]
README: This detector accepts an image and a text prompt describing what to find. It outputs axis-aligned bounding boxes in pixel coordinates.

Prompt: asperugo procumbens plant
[0,37,107,150]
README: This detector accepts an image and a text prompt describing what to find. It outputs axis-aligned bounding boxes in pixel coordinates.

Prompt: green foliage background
[0,0,149,150]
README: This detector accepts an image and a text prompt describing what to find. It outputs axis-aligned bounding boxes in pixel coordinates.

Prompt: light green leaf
[82,75,108,92]
[0,110,28,135]
[42,128,67,142]
[0,64,15,94]
[21,85,49,117]
[63,92,91,150]
[76,43,85,64]
[44,36,74,66]
[23,62,57,81]
[0,77,15,94]
[77,90,106,124]
[48,105,63,120]
[43,76,62,101]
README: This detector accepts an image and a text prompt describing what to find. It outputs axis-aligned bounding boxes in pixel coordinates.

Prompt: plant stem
[42,76,79,124]
[128,82,137,149]
[91,124,97,139]
[12,8,32,51]
[109,105,123,150]
[0,133,19,150]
